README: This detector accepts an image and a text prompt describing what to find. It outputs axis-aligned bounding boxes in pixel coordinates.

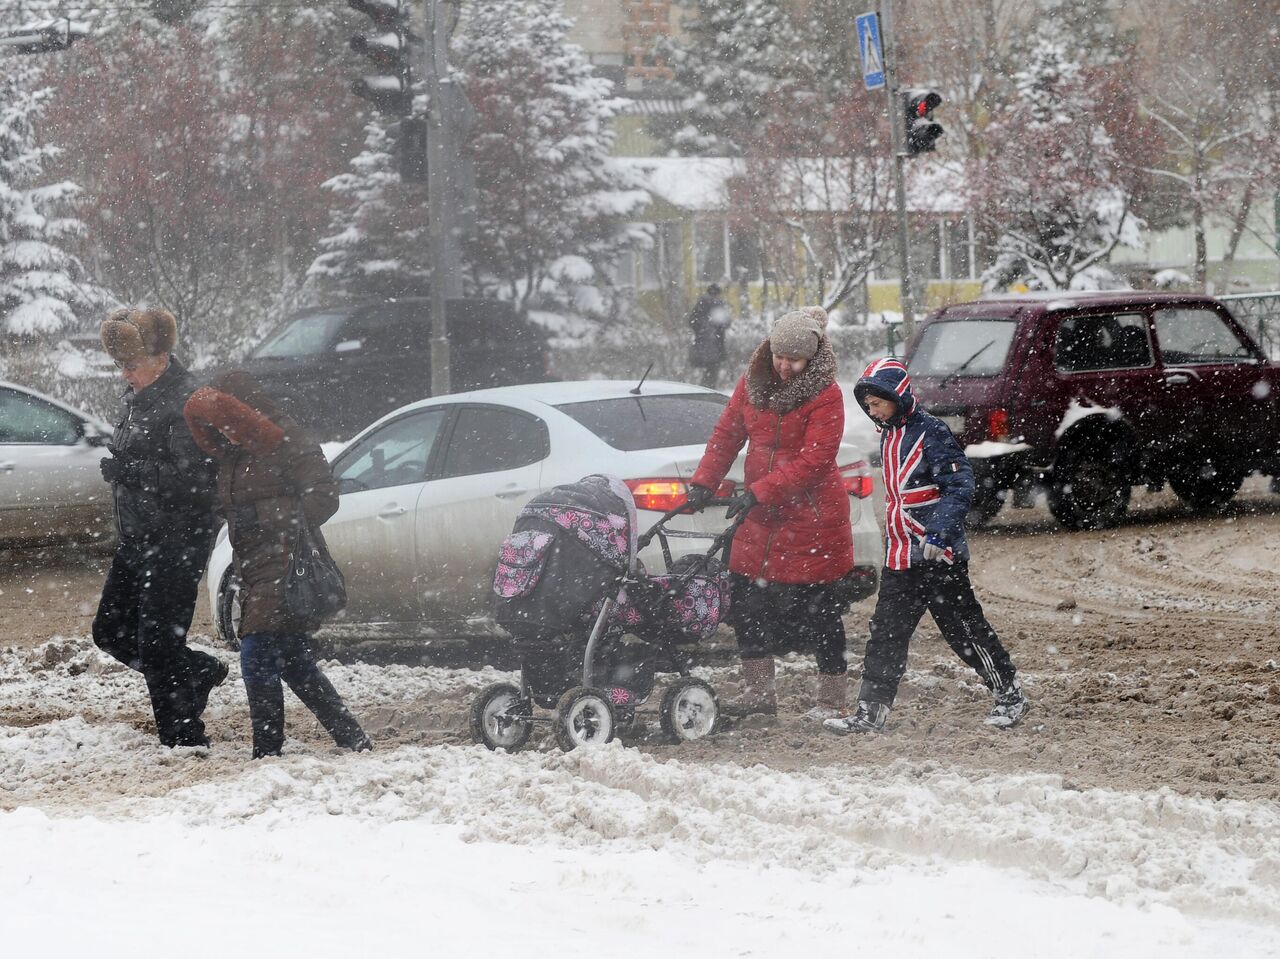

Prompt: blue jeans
[239,633,368,756]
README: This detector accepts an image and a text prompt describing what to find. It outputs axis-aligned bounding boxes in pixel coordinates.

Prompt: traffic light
[349,0,413,117]
[902,89,944,157]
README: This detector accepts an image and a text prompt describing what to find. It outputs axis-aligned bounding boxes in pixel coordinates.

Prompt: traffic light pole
[880,0,916,335]
[424,0,458,396]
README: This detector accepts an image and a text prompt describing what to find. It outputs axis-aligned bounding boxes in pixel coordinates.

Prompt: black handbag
[285,522,347,622]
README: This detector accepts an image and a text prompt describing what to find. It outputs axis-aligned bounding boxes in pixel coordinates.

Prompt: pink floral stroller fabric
[492,474,730,708]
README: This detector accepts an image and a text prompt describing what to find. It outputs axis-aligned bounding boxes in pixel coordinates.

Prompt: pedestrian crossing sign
[856,12,886,90]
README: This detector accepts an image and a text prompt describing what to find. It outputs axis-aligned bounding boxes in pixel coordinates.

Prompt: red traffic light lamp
[902,89,944,157]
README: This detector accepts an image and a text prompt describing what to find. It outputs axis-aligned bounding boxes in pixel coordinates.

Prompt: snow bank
[3,640,1279,954]
[7,807,1269,959]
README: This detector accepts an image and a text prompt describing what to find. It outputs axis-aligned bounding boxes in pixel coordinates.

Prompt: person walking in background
[93,307,225,748]
[825,359,1029,735]
[684,306,855,721]
[183,372,370,759]
[687,283,732,388]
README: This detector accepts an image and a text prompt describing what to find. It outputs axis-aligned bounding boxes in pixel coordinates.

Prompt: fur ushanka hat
[100,308,178,363]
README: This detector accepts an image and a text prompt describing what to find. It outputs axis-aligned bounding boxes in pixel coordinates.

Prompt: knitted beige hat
[769,306,828,359]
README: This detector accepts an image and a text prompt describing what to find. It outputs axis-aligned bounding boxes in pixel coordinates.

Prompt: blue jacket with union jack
[854,359,974,570]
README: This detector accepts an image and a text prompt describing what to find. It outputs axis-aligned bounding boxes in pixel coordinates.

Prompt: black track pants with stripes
[858,560,1016,708]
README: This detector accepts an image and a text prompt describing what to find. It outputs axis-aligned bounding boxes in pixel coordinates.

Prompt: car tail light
[624,478,735,512]
[839,460,874,498]
[986,408,1011,442]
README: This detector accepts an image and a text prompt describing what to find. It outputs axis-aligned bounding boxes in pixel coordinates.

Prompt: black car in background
[235,298,551,439]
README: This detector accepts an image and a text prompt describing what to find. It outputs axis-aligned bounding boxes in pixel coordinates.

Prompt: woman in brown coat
[183,372,369,758]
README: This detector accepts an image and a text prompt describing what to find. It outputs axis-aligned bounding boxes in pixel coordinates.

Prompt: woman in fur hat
[183,373,370,759]
[685,306,855,720]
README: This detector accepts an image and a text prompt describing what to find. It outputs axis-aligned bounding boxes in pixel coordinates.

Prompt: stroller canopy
[519,474,639,574]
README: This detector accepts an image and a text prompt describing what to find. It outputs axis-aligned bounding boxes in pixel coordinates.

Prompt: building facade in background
[562,0,1277,318]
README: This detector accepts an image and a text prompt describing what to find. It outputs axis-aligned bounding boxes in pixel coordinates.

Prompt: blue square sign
[856,12,885,90]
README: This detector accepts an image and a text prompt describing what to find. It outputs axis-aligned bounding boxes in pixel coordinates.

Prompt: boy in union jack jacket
[824,358,1029,734]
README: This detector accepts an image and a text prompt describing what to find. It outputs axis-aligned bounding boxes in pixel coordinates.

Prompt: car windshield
[253,313,349,359]
[555,393,728,451]
[909,318,1018,378]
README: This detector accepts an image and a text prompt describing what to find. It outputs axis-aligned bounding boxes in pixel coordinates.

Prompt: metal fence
[1220,292,1280,358]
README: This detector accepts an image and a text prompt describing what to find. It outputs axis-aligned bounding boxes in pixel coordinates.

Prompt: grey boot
[823,699,889,734]
[984,678,1030,728]
[720,657,778,718]
[803,673,849,722]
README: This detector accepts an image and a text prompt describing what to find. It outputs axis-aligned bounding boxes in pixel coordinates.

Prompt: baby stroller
[470,474,741,752]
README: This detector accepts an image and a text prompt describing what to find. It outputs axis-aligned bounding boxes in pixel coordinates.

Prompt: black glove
[230,503,260,530]
[684,484,714,513]
[724,490,758,520]
[99,455,144,487]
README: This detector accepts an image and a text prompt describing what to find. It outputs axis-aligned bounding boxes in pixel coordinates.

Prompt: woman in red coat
[687,306,855,720]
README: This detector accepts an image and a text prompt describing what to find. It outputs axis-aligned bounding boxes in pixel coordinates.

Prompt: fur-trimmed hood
[744,336,838,414]
[183,372,287,458]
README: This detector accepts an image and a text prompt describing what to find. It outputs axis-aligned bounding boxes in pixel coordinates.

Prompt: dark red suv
[904,292,1280,530]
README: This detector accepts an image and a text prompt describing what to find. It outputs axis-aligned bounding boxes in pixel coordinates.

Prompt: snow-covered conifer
[307,119,430,299]
[454,0,647,308]
[0,60,96,340]
[654,0,800,156]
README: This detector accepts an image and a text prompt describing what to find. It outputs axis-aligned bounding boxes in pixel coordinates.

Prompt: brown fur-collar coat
[184,373,339,636]
[744,337,839,415]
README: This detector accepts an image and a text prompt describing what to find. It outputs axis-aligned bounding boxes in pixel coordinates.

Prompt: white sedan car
[0,381,113,545]
[207,380,883,645]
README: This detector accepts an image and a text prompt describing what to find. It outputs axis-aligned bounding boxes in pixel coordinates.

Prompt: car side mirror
[334,339,363,354]
[82,426,110,447]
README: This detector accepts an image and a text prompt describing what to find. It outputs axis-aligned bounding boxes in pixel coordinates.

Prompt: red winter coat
[691,338,854,584]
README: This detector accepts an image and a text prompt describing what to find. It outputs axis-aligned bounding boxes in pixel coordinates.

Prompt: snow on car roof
[337,379,726,445]
[399,379,723,410]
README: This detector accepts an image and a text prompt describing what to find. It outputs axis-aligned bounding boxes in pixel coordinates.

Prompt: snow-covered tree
[0,60,97,340]
[307,119,430,299]
[971,37,1143,291]
[654,0,801,157]
[454,0,647,309]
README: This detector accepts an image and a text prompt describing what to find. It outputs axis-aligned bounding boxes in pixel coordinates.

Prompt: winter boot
[984,678,1030,728]
[720,657,778,718]
[823,699,889,735]
[802,673,849,722]
[284,667,371,751]
[146,667,210,747]
[245,682,286,758]
[188,651,229,722]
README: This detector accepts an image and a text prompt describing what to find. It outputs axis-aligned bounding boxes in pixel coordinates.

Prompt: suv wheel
[1169,456,1243,512]
[1049,448,1131,530]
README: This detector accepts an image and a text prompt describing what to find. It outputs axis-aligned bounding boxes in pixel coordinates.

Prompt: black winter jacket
[108,357,217,543]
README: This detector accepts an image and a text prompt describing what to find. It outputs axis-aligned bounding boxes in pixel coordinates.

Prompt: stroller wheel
[470,683,533,753]
[554,687,616,751]
[660,679,719,743]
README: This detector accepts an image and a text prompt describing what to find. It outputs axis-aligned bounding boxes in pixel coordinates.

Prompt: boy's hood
[853,358,918,429]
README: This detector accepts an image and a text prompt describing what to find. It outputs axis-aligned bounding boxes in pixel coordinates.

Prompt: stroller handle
[636,496,732,550]
[635,505,749,578]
